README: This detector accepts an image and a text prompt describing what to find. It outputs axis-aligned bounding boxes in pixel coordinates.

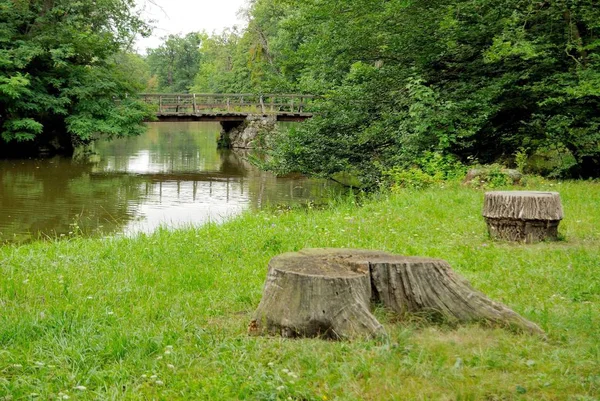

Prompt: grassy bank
[1,181,599,400]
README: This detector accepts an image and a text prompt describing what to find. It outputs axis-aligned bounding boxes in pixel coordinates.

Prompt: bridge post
[260,95,266,114]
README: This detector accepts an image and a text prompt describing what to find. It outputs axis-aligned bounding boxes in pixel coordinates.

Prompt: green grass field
[1,181,598,400]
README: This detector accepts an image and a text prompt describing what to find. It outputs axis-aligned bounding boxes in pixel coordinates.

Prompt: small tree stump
[483,191,564,243]
[250,249,544,339]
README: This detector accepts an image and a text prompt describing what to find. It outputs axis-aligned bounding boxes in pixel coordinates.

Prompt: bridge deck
[142,93,315,122]
[154,112,313,122]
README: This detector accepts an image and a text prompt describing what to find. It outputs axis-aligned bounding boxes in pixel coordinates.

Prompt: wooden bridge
[141,93,315,122]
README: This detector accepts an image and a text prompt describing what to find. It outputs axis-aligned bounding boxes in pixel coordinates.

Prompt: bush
[463,164,521,189]
[382,152,467,190]
[383,167,439,190]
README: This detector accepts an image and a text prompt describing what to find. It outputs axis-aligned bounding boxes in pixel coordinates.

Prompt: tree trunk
[250,249,544,340]
[483,191,564,243]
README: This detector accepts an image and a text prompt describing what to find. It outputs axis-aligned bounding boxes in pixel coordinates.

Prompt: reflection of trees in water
[0,159,144,242]
[224,149,343,209]
[95,122,223,172]
[0,123,344,243]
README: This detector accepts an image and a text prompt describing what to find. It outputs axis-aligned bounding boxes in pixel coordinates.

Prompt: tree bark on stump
[250,249,544,340]
[369,256,544,334]
[483,191,564,243]
[249,249,385,340]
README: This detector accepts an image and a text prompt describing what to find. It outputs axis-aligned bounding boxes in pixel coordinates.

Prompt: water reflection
[0,122,341,242]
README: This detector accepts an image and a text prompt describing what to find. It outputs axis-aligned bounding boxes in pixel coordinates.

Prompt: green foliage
[417,152,468,181]
[0,0,153,153]
[139,0,600,183]
[383,152,467,190]
[190,29,253,93]
[383,167,440,190]
[168,0,600,184]
[147,33,203,93]
[479,165,515,189]
[515,147,529,174]
[464,164,519,189]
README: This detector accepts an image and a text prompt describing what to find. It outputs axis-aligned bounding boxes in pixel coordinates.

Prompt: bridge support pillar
[218,115,277,149]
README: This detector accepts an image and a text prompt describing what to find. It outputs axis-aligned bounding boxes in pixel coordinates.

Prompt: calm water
[0,122,341,242]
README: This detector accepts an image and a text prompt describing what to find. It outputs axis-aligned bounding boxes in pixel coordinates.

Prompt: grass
[0,180,599,400]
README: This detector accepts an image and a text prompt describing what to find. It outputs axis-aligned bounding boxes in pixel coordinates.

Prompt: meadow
[1,180,598,400]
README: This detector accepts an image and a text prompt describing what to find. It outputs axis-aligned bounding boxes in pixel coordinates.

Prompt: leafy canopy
[0,0,153,152]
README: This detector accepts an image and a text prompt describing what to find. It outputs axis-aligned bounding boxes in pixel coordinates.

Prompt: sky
[135,0,249,53]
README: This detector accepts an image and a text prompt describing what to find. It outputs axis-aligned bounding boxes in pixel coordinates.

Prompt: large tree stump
[250,249,385,340]
[250,249,544,339]
[483,191,564,243]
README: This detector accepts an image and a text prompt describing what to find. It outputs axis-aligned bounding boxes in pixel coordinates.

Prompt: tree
[0,0,153,156]
[146,33,203,93]
[191,29,250,93]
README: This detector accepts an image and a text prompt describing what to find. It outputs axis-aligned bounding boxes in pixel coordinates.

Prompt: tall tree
[146,33,203,93]
[0,0,153,156]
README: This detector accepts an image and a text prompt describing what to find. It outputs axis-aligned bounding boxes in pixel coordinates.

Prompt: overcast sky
[135,0,249,53]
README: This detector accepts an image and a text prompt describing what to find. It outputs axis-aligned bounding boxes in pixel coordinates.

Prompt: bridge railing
[140,93,318,114]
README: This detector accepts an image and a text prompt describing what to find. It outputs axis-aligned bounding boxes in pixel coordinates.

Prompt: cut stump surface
[250,249,544,340]
[483,191,563,243]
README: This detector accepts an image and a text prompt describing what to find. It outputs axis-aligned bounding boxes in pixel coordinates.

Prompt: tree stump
[250,249,544,339]
[249,249,385,340]
[483,191,564,243]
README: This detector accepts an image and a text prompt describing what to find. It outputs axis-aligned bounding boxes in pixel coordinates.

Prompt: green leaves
[1,118,43,141]
[0,74,30,99]
[147,33,203,93]
[0,0,152,153]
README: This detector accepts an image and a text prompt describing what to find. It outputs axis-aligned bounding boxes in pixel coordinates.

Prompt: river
[0,122,342,243]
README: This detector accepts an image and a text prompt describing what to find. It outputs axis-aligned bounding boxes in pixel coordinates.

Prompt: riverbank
[1,181,598,400]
